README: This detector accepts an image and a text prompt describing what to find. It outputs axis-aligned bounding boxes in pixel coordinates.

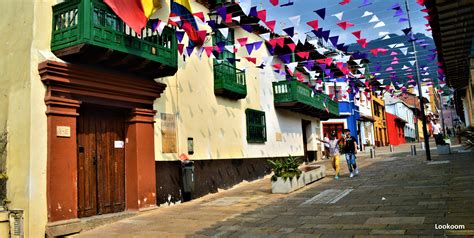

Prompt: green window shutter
[246,109,267,143]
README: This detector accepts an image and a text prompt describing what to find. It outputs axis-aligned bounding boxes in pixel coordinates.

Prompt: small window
[246,109,266,143]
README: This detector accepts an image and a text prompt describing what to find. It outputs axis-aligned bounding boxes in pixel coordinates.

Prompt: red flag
[352,30,361,39]
[104,0,147,35]
[336,21,354,30]
[237,37,248,46]
[287,43,296,52]
[257,10,267,22]
[193,12,205,22]
[339,0,350,5]
[269,0,279,6]
[306,20,319,30]
[244,57,257,64]
[265,20,276,32]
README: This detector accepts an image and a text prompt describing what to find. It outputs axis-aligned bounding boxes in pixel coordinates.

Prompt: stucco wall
[154,1,321,161]
[0,0,53,237]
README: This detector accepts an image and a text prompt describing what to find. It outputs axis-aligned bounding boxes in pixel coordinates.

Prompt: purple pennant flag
[207,20,217,30]
[390,3,401,10]
[279,54,291,64]
[186,46,194,56]
[336,43,345,51]
[249,6,258,18]
[216,6,227,19]
[150,19,159,31]
[176,31,185,43]
[313,28,323,38]
[325,69,331,76]
[254,41,263,50]
[245,43,254,54]
[399,18,409,22]
[314,8,326,20]
[217,41,225,52]
[359,0,372,7]
[375,65,382,72]
[305,60,315,69]
[283,27,295,37]
[394,9,404,17]
[319,64,326,71]
[322,30,330,41]
[329,36,339,47]
[241,24,253,33]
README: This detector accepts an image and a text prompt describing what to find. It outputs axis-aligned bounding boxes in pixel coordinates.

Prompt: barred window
[246,109,266,143]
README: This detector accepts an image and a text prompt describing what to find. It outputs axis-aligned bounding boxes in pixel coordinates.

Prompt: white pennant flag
[362,11,373,17]
[156,21,166,36]
[240,0,252,15]
[169,16,181,24]
[359,67,366,75]
[399,47,408,55]
[369,15,380,23]
[402,65,410,70]
[409,60,416,65]
[259,33,271,41]
[395,43,405,48]
[388,44,397,48]
[232,16,241,23]
[225,45,235,53]
[378,31,389,37]
[374,21,386,28]
[353,59,362,65]
[332,12,344,21]
[289,15,301,26]
[286,62,298,74]
[377,79,384,84]
[219,28,229,39]
[381,34,390,39]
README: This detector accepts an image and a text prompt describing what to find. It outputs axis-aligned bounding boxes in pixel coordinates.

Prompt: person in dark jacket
[343,129,358,178]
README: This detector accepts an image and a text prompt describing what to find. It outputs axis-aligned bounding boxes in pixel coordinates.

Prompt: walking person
[319,131,342,179]
[431,119,444,144]
[343,129,358,178]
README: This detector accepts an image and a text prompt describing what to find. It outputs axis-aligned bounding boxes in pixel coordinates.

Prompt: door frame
[40,60,165,223]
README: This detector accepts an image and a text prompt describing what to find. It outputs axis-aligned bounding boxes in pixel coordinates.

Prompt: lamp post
[405,0,431,161]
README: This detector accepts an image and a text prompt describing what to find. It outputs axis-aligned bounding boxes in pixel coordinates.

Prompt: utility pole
[405,0,431,161]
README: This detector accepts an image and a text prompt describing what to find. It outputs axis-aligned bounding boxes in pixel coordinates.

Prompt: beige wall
[0,0,54,236]
[154,1,321,161]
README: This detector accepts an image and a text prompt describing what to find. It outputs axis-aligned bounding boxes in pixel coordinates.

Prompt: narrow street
[73,144,474,238]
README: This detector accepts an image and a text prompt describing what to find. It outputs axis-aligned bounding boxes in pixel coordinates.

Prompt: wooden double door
[77,105,127,217]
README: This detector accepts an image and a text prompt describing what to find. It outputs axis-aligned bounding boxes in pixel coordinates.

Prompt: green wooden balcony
[214,63,247,99]
[51,0,177,78]
[273,80,339,119]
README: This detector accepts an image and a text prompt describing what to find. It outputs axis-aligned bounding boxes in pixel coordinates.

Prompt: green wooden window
[246,109,266,143]
[212,28,235,64]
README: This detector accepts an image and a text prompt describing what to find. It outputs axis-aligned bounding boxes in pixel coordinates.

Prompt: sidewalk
[72,144,474,238]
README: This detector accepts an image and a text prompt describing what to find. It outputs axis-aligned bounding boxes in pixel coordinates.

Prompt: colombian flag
[104,0,162,35]
[169,0,203,46]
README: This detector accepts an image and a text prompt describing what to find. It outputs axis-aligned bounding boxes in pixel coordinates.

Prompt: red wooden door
[77,106,126,217]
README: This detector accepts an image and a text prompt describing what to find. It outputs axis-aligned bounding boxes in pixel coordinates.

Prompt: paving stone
[365,217,425,225]
[369,229,405,235]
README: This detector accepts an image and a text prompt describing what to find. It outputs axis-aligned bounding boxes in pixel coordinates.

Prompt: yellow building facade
[371,94,388,147]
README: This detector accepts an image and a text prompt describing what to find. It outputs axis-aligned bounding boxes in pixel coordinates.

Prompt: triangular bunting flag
[314,8,326,19]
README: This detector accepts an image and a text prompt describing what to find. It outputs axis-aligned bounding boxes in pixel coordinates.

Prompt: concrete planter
[271,165,326,194]
[301,165,326,185]
[271,175,305,194]
[437,144,451,154]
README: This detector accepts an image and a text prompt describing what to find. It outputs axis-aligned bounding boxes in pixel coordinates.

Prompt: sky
[257,0,431,45]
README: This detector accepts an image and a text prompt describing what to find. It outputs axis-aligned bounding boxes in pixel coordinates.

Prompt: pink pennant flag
[269,0,279,6]
[287,43,296,52]
[386,67,393,71]
[390,51,398,56]
[226,13,233,23]
[257,10,267,22]
[244,57,257,64]
[339,0,350,5]
[325,57,333,66]
[273,63,282,70]
[268,39,278,49]
[193,12,205,22]
[204,46,213,57]
[336,21,354,30]
[352,30,361,39]
[276,37,285,47]
[306,20,319,30]
[265,20,276,32]
[357,38,368,48]
[178,44,184,55]
[296,51,310,59]
[237,37,248,46]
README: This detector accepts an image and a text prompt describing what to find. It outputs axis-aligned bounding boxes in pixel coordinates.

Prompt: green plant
[268,155,302,182]
[461,127,474,148]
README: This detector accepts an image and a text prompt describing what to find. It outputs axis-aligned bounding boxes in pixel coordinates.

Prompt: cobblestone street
[73,144,474,238]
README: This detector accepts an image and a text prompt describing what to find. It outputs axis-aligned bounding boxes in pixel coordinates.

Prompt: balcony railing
[214,63,247,99]
[51,0,177,77]
[273,80,339,119]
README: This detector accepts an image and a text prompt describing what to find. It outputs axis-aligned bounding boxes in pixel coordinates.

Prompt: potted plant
[443,134,451,145]
[268,155,304,194]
